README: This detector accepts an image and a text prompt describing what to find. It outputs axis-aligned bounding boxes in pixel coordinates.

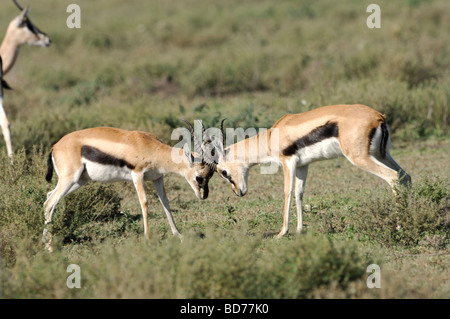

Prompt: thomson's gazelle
[44,124,214,251]
[0,0,51,159]
[211,104,412,238]
[1,0,51,75]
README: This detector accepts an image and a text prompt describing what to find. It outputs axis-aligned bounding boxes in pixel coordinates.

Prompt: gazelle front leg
[294,165,309,233]
[0,105,12,159]
[131,171,150,240]
[153,176,182,239]
[277,159,297,238]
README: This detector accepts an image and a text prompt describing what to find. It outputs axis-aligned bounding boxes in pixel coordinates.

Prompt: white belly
[82,160,164,183]
[83,160,133,182]
[296,137,343,165]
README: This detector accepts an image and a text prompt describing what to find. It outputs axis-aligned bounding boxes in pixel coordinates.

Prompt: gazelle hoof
[276,229,288,239]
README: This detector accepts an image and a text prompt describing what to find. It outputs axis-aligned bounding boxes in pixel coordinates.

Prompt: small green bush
[0,149,48,238]
[48,183,130,246]
[259,233,366,298]
[350,177,449,249]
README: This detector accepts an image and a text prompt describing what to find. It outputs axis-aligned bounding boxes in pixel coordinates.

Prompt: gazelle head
[209,119,250,197]
[8,0,51,48]
[216,158,250,197]
[181,120,216,200]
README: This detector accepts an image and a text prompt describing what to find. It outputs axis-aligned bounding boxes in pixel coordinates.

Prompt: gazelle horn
[181,119,203,157]
[13,0,24,11]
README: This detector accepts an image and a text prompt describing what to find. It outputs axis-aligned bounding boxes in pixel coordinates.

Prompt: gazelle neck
[226,128,277,165]
[0,30,22,75]
[157,144,191,176]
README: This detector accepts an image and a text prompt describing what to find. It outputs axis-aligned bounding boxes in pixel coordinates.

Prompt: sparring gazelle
[0,0,51,159]
[43,123,215,252]
[210,104,412,238]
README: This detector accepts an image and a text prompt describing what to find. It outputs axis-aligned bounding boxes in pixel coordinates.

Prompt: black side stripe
[282,121,339,157]
[81,145,135,169]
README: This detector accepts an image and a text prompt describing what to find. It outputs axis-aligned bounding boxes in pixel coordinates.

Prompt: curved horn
[13,0,24,11]
[219,118,226,146]
[181,119,203,156]
[199,120,209,144]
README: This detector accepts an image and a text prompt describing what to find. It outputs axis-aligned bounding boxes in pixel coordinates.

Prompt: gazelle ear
[16,7,30,27]
[183,143,194,168]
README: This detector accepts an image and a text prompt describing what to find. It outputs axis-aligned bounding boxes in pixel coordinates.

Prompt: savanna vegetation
[0,0,448,299]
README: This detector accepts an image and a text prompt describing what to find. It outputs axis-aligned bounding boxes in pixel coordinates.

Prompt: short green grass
[0,0,449,298]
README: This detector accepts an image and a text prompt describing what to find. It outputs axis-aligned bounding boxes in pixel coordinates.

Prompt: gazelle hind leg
[375,152,411,188]
[345,153,399,190]
[43,165,85,251]
[367,122,411,189]
[294,165,309,233]
[44,166,85,223]
[43,177,76,252]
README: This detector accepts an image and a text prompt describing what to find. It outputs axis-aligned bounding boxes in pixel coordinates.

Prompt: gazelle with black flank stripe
[1,1,51,75]
[212,104,411,238]
[0,0,51,159]
[43,124,214,252]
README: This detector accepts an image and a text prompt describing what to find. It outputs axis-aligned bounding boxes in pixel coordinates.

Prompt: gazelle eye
[196,176,204,184]
[221,170,228,178]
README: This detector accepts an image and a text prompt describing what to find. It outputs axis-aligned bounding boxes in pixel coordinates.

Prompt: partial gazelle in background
[43,122,215,252]
[1,0,52,74]
[211,104,412,238]
[0,57,12,158]
[0,0,52,159]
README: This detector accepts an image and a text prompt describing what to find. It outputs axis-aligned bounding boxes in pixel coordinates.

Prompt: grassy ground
[0,0,449,298]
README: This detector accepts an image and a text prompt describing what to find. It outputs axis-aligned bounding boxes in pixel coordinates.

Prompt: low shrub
[0,229,368,298]
[350,177,449,249]
[0,149,140,265]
